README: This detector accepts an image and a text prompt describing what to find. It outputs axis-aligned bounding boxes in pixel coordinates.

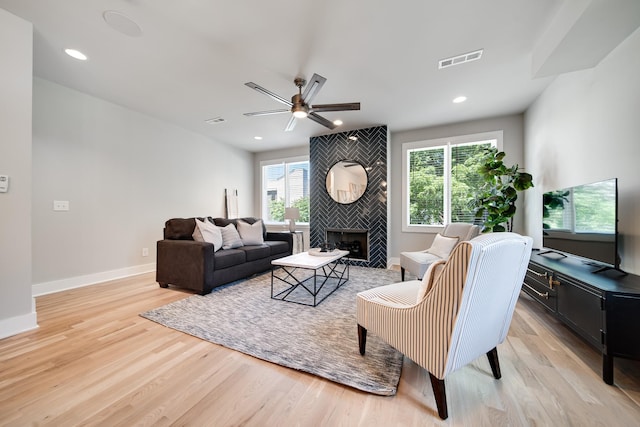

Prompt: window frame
[401,130,503,233]
[260,155,310,226]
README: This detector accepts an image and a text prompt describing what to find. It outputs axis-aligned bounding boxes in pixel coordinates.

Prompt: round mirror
[326,160,368,204]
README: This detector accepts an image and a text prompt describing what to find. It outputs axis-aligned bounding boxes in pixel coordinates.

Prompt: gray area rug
[141,266,404,395]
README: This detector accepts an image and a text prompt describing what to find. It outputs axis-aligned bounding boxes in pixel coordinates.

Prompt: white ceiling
[1,0,628,153]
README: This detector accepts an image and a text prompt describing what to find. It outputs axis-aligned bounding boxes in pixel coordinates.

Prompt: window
[402,131,501,232]
[261,157,310,224]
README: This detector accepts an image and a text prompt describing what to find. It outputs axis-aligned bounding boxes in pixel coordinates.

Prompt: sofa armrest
[266,232,294,248]
[156,239,214,294]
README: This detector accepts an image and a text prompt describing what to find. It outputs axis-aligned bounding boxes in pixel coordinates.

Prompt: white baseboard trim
[0,309,38,340]
[32,263,156,297]
[387,257,400,269]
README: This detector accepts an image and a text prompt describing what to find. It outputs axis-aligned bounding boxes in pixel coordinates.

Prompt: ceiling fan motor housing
[291,93,309,117]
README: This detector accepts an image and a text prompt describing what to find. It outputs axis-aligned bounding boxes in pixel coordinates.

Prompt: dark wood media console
[522,250,640,384]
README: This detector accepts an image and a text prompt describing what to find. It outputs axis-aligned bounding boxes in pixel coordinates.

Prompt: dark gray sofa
[156,217,293,294]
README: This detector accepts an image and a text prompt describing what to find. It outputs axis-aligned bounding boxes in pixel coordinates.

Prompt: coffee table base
[271,259,349,307]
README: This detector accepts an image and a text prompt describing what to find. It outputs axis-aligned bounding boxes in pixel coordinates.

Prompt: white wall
[389,114,525,259]
[524,27,640,275]
[32,79,254,294]
[0,9,37,338]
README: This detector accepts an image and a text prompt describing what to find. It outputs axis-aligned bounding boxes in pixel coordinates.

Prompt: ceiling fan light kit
[244,73,360,131]
[292,107,308,119]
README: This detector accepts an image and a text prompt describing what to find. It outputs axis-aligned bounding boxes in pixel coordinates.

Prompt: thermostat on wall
[0,175,8,193]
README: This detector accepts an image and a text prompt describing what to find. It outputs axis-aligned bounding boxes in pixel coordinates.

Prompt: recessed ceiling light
[453,96,467,103]
[254,136,263,140]
[333,119,343,126]
[64,48,88,61]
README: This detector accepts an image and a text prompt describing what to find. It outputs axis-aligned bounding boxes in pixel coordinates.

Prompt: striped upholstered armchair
[357,232,532,420]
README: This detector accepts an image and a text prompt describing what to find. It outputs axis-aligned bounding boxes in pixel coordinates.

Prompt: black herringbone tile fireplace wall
[310,126,388,268]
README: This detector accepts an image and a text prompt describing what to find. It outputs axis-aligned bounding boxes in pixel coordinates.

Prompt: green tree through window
[262,159,310,223]
[405,136,497,227]
[451,143,493,223]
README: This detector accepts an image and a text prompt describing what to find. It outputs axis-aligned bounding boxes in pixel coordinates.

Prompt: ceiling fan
[243,73,360,132]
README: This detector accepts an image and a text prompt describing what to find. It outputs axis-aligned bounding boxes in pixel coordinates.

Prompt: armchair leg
[487,347,502,379]
[401,267,405,281]
[428,373,448,420]
[357,324,367,355]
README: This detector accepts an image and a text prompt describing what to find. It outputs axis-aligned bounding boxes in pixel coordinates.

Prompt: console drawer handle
[527,268,548,279]
[523,283,549,299]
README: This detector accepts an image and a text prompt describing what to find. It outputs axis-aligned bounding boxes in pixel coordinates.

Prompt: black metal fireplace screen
[325,228,369,261]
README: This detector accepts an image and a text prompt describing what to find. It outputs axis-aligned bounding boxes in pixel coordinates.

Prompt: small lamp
[284,207,300,233]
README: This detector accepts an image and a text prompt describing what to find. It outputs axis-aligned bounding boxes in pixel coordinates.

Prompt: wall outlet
[53,200,69,211]
[142,247,149,257]
[0,175,8,193]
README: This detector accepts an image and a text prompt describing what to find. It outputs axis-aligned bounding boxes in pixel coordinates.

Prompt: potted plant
[472,147,534,232]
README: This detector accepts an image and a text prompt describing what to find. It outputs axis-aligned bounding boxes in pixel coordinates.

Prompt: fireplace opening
[325,228,369,261]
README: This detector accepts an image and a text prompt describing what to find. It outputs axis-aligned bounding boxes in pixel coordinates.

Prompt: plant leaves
[470,147,533,233]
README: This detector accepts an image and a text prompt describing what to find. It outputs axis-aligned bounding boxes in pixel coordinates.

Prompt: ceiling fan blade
[311,102,361,112]
[301,73,326,105]
[243,109,290,117]
[308,112,336,130]
[245,82,292,106]
[284,115,297,132]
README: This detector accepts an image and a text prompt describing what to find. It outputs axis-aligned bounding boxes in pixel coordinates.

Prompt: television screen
[542,178,619,270]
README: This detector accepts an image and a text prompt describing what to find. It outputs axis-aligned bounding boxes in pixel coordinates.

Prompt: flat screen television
[541,178,622,273]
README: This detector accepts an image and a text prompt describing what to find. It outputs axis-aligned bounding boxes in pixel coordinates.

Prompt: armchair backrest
[442,223,481,242]
[444,232,532,376]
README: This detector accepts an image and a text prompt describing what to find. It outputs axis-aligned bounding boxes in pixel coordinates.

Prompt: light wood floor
[1,272,639,426]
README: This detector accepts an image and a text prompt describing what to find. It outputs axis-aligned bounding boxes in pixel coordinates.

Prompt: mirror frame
[325,159,369,205]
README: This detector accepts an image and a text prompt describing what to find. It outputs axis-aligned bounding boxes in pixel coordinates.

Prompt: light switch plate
[0,175,8,193]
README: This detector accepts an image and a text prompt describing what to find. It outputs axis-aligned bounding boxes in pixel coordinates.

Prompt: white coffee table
[271,249,350,306]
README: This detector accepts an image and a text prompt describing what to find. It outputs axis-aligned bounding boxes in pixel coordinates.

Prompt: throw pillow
[220,223,244,250]
[236,219,265,245]
[426,234,459,259]
[416,260,446,303]
[192,218,223,252]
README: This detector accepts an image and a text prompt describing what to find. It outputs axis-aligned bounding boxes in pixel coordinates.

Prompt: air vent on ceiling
[204,117,226,124]
[438,49,483,69]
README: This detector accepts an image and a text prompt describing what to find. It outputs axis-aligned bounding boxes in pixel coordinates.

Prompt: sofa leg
[487,347,502,379]
[158,282,169,288]
[401,267,405,281]
[429,373,448,420]
[358,324,367,355]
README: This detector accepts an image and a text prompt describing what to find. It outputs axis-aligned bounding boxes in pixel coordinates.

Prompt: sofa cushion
[192,218,223,251]
[265,240,289,256]
[220,223,244,250]
[426,234,459,259]
[164,218,198,240]
[237,219,265,245]
[214,249,246,269]
[241,245,271,262]
[213,217,267,240]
